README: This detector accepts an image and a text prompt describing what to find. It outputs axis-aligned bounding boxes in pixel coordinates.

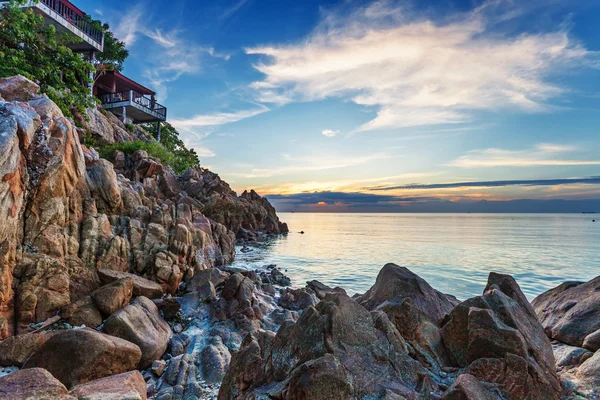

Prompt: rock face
[0,75,286,340]
[102,296,172,369]
[23,328,142,388]
[0,367,72,400]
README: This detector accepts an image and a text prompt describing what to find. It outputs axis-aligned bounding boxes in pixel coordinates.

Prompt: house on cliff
[0,0,167,131]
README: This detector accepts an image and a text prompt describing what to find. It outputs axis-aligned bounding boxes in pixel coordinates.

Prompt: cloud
[220,0,252,20]
[170,105,269,132]
[229,153,393,179]
[322,129,339,137]
[368,177,600,191]
[246,1,593,130]
[449,143,600,168]
[110,6,229,102]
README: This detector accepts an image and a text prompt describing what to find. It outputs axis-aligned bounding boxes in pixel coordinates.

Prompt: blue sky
[82,0,600,212]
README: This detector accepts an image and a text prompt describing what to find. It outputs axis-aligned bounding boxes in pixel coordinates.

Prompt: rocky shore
[1,75,600,399]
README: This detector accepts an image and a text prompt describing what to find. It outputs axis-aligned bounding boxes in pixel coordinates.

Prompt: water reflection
[230,213,600,300]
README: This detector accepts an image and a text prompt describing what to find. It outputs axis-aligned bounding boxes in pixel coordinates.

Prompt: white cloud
[229,153,393,178]
[449,143,600,168]
[322,129,339,137]
[170,105,269,130]
[246,1,593,131]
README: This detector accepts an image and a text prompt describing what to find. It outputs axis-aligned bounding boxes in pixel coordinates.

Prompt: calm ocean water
[230,213,600,300]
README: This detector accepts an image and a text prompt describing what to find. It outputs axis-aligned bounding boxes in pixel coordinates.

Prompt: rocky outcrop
[23,328,142,388]
[0,75,286,340]
[0,367,73,400]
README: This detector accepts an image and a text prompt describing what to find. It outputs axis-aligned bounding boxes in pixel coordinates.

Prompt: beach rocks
[102,296,171,369]
[23,328,142,388]
[0,332,54,367]
[98,270,164,300]
[69,370,147,400]
[356,263,459,324]
[91,278,134,316]
[441,273,561,399]
[532,277,600,349]
[0,75,40,102]
[0,368,72,400]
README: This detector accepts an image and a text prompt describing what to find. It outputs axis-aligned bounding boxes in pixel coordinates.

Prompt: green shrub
[97,140,197,174]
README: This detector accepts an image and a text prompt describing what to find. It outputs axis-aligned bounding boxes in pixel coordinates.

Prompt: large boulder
[69,370,147,400]
[98,269,164,299]
[91,278,134,316]
[441,273,561,399]
[0,368,73,400]
[102,296,171,368]
[356,263,459,324]
[532,277,600,350]
[0,332,54,367]
[0,75,40,101]
[23,328,142,388]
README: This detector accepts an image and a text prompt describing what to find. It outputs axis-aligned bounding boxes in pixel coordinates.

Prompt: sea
[230,213,600,301]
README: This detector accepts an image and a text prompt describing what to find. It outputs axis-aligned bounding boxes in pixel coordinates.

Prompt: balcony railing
[100,91,167,120]
[39,0,103,44]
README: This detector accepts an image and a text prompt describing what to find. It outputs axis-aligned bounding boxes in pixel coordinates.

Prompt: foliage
[142,122,200,174]
[125,123,136,132]
[98,138,199,175]
[91,24,128,72]
[0,0,94,116]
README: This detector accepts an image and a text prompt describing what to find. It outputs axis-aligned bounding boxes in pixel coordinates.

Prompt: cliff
[0,75,287,339]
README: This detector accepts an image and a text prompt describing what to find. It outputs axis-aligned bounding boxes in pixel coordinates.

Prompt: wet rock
[532,278,600,349]
[442,373,492,400]
[91,278,134,316]
[102,296,171,369]
[552,342,593,368]
[306,280,346,299]
[284,354,353,400]
[186,268,229,293]
[23,328,142,388]
[441,272,561,399]
[168,334,190,357]
[69,370,146,400]
[197,280,217,302]
[201,336,232,384]
[356,263,459,324]
[0,367,72,400]
[152,359,167,377]
[153,297,182,320]
[220,292,427,399]
[278,287,319,311]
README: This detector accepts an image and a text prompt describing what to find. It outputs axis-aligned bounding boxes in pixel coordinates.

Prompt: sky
[81,0,600,212]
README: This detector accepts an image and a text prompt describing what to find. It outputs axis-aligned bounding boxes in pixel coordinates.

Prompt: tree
[89,20,129,72]
[142,122,201,174]
[0,0,94,116]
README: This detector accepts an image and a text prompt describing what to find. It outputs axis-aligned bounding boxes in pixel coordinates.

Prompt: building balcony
[1,0,104,53]
[100,91,167,124]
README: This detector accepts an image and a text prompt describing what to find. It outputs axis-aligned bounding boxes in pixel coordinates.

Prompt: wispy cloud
[322,129,339,137]
[368,177,600,191]
[220,0,252,20]
[246,1,594,131]
[229,153,393,179]
[170,105,269,131]
[110,6,229,102]
[449,143,600,168]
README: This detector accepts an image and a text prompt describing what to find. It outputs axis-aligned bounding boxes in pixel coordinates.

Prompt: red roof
[112,70,156,96]
[62,0,85,17]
